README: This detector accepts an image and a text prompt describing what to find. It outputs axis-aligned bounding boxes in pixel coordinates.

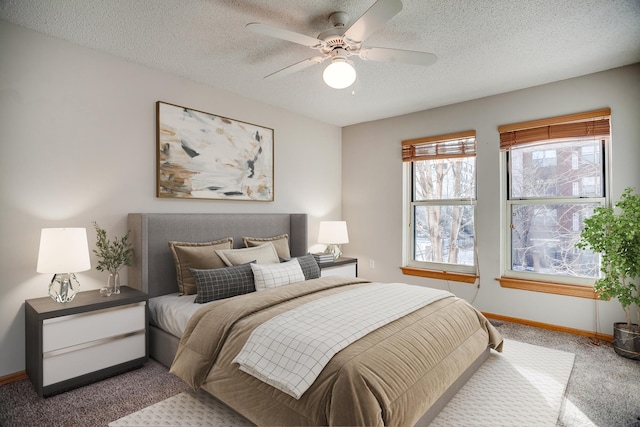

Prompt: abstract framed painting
[156,101,274,201]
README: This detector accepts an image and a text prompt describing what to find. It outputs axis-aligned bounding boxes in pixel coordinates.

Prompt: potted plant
[93,222,133,295]
[576,187,640,360]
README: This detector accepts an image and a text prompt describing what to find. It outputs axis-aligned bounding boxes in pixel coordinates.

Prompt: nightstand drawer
[43,302,145,353]
[43,332,145,386]
[320,263,357,277]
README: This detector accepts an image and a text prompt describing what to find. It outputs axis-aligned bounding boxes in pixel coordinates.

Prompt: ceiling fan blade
[263,56,328,80]
[359,47,437,66]
[343,0,403,44]
[246,23,324,48]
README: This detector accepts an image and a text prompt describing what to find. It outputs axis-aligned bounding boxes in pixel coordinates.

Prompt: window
[402,131,477,281]
[499,109,610,293]
[532,149,557,167]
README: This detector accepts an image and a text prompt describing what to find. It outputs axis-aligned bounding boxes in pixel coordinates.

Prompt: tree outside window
[403,132,477,275]
[507,139,605,280]
[499,109,610,286]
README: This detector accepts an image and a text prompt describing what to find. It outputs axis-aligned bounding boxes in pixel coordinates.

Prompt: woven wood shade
[498,108,610,150]
[402,130,476,162]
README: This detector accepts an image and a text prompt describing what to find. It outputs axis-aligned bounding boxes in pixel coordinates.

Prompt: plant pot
[613,322,640,360]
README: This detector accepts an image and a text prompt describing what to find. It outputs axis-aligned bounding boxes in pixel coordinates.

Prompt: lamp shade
[37,228,91,273]
[318,221,349,245]
[323,59,356,89]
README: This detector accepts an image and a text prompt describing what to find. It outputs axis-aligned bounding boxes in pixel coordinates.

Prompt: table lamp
[318,221,349,260]
[37,228,91,303]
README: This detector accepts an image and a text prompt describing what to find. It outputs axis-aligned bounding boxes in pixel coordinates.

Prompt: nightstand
[319,257,358,277]
[25,286,148,397]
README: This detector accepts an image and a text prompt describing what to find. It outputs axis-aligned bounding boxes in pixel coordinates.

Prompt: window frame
[499,109,611,292]
[402,130,478,280]
[502,192,606,286]
[407,197,477,274]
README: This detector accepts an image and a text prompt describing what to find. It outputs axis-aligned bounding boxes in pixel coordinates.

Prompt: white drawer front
[43,332,145,386]
[43,303,145,353]
[320,264,356,278]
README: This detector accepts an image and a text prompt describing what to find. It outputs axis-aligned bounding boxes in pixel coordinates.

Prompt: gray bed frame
[127,212,308,367]
[126,212,488,426]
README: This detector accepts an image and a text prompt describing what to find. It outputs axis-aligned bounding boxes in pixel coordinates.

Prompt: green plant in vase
[576,187,640,359]
[93,222,133,295]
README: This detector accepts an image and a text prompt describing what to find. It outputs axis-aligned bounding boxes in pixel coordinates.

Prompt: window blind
[498,108,610,150]
[402,130,476,162]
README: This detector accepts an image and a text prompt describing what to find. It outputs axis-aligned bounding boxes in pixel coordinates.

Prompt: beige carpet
[110,339,575,427]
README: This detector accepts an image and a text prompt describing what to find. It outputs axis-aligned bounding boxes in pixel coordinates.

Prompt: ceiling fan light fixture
[323,58,356,89]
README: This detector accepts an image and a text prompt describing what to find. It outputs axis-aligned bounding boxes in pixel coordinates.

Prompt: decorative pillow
[243,234,291,259]
[251,258,306,292]
[190,263,255,304]
[296,254,321,280]
[168,238,233,295]
[216,242,279,266]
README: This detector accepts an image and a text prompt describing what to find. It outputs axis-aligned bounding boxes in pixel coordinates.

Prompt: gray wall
[343,63,640,334]
[0,20,342,377]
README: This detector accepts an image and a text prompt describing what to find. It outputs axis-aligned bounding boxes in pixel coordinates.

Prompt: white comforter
[233,283,452,399]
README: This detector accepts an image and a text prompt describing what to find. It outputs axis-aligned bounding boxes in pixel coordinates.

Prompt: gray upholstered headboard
[127,213,308,298]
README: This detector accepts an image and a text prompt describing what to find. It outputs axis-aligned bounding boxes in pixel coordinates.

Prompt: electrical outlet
[369,259,375,269]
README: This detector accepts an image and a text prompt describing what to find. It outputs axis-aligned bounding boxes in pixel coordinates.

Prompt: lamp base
[48,273,80,303]
[325,244,343,260]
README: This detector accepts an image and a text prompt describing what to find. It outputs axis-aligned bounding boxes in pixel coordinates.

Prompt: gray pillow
[296,254,321,280]
[190,263,255,304]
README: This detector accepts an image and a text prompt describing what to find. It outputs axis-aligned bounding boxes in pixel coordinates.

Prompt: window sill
[401,267,478,284]
[497,276,598,299]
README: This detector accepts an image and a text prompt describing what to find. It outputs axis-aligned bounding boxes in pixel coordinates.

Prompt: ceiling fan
[246,0,437,89]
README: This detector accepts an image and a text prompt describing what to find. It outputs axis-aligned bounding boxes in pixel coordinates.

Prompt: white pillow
[216,242,279,266]
[251,258,306,291]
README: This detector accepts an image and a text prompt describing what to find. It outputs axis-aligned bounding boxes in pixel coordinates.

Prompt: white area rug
[431,339,575,426]
[109,389,252,426]
[109,339,574,427]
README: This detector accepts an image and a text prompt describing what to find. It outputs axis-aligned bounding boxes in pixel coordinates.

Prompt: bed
[127,213,502,426]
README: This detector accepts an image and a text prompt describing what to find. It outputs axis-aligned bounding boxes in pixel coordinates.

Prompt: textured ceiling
[2,0,639,126]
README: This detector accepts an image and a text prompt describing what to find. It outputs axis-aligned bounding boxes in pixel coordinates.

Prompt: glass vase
[107,271,121,295]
